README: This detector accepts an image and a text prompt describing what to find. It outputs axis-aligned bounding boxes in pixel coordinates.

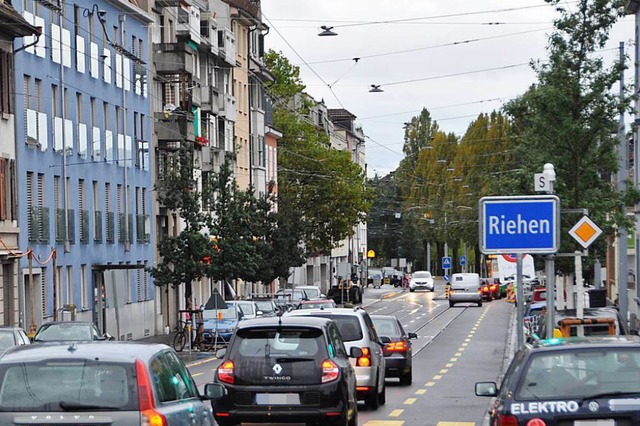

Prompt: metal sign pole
[516,253,524,351]
[545,254,556,339]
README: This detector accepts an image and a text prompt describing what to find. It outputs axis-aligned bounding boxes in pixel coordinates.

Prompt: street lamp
[318,25,338,36]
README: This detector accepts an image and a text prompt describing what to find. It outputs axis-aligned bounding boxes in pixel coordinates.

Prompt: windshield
[309,315,363,342]
[0,331,15,350]
[235,303,255,316]
[203,306,238,320]
[0,360,137,411]
[413,272,431,279]
[516,348,640,400]
[233,328,326,358]
[35,324,94,341]
[372,318,402,338]
[254,301,275,312]
[301,288,320,299]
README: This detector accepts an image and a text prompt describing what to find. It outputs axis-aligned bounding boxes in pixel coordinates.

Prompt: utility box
[588,289,607,308]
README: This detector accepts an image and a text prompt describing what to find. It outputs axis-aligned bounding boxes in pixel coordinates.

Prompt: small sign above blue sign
[442,256,452,269]
[479,195,560,254]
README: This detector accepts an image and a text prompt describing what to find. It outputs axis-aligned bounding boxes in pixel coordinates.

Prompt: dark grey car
[33,321,107,342]
[0,342,214,425]
[0,326,31,352]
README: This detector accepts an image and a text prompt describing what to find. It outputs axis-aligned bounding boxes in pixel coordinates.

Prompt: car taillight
[527,419,547,426]
[136,359,167,426]
[498,414,519,426]
[386,341,408,352]
[357,347,372,367]
[218,360,235,384]
[321,359,340,383]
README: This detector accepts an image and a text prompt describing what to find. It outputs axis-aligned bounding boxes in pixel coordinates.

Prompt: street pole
[545,254,555,339]
[635,2,640,325]
[576,251,585,337]
[516,253,524,350]
[618,41,629,324]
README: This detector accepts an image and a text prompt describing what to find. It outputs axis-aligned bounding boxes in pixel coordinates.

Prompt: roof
[0,341,169,363]
[536,335,640,350]
[0,1,40,38]
[327,109,357,121]
[236,316,333,330]
[286,307,365,317]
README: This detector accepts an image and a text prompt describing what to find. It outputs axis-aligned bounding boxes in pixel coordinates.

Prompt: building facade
[14,0,155,339]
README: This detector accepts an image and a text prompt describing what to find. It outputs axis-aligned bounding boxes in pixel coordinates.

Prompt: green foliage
[265,50,374,255]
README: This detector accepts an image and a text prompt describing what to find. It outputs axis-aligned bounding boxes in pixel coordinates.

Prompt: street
[186,280,514,426]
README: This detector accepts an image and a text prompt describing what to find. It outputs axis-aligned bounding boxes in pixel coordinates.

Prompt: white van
[449,273,482,307]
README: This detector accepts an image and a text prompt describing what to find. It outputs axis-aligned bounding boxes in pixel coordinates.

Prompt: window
[66,266,73,305]
[80,264,88,310]
[35,79,42,111]
[0,49,13,114]
[76,93,82,123]
[150,352,197,403]
[52,85,59,117]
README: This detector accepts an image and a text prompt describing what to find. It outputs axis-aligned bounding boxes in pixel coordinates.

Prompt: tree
[504,0,637,266]
[265,50,374,255]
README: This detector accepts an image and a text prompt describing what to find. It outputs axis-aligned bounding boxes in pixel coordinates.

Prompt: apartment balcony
[154,43,196,75]
[200,85,220,114]
[218,94,237,122]
[155,111,195,142]
[217,28,236,66]
[156,0,191,8]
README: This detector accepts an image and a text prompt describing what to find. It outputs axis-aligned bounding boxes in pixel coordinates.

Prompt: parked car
[532,287,547,302]
[227,300,261,320]
[371,314,416,385]
[0,326,30,352]
[298,299,337,310]
[476,336,640,425]
[251,297,279,316]
[0,342,215,423]
[368,268,383,287]
[207,316,360,426]
[274,288,309,310]
[382,267,402,286]
[202,303,243,343]
[296,285,324,300]
[480,279,500,301]
[33,321,111,343]
[409,271,435,292]
[449,273,482,307]
[286,307,387,409]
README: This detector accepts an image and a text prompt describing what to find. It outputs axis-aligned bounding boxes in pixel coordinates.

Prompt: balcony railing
[153,43,196,75]
[155,111,195,142]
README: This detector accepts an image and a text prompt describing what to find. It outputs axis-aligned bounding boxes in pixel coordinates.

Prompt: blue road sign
[443,274,450,282]
[460,255,466,266]
[442,256,452,269]
[479,195,560,254]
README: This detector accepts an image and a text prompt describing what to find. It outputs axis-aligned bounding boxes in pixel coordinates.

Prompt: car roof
[370,314,398,321]
[228,300,254,304]
[38,321,96,326]
[236,316,333,330]
[286,307,365,317]
[554,307,620,320]
[534,335,640,350]
[0,341,169,363]
[0,326,23,331]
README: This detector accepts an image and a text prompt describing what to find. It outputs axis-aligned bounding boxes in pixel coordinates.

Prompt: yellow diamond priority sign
[568,216,603,249]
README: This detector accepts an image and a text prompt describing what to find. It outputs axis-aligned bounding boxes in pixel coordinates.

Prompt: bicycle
[173,318,214,352]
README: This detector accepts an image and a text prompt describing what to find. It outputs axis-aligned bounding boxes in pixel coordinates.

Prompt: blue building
[14,0,155,339]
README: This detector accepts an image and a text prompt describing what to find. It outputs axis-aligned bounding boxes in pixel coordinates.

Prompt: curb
[382,291,400,300]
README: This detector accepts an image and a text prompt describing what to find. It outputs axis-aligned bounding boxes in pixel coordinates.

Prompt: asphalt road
[186,281,515,426]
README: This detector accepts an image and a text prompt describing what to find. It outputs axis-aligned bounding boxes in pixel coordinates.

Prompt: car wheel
[378,381,386,405]
[366,379,380,410]
[478,301,483,307]
[399,369,412,386]
[449,301,455,307]
[347,399,358,426]
[409,289,415,292]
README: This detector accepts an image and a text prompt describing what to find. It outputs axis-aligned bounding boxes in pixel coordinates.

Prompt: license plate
[255,393,300,405]
[574,421,615,426]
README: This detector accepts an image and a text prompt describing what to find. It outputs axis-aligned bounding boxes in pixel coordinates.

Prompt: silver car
[409,271,435,292]
[0,342,214,425]
[286,307,387,409]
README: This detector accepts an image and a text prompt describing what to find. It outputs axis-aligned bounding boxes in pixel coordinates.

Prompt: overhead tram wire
[358,96,515,120]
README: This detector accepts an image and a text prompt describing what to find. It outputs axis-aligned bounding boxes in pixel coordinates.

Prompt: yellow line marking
[433,374,442,380]
[191,372,204,377]
[446,363,453,368]
[426,381,435,387]
[388,409,404,418]
[364,421,405,426]
[472,326,478,330]
[404,398,417,405]
[440,368,448,374]
[462,343,468,347]
[450,357,458,362]
[436,423,476,426]
[455,351,462,356]
[465,338,471,342]
[469,330,475,334]
[415,389,427,395]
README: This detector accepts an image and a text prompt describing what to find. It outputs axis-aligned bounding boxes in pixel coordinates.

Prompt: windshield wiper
[579,391,640,403]
[59,401,119,411]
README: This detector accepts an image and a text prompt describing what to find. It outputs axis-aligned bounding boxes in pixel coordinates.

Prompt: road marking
[440,368,448,374]
[426,381,435,386]
[446,363,453,368]
[404,398,417,405]
[455,352,462,356]
[472,326,478,330]
[364,421,405,426]
[191,372,204,377]
[433,374,442,380]
[462,343,468,347]
[389,409,404,417]
[415,389,427,395]
[465,338,471,342]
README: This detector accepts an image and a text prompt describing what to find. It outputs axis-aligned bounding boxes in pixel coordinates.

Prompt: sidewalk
[136,331,216,366]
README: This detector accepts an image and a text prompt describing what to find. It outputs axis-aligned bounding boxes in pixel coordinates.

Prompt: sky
[260,0,635,178]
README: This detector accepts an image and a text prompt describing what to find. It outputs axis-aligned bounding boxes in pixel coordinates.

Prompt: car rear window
[35,324,93,341]
[302,288,320,299]
[0,360,137,411]
[372,318,401,338]
[203,306,237,320]
[309,315,363,342]
[0,331,15,350]
[254,301,275,312]
[233,328,326,358]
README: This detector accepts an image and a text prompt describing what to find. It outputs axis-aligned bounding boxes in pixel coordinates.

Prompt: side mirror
[475,381,498,397]
[215,348,226,358]
[256,311,264,317]
[408,332,418,339]
[349,346,363,358]
[320,294,326,299]
[379,336,391,344]
[204,383,227,400]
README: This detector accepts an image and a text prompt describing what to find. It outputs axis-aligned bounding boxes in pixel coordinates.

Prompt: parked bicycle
[173,318,214,352]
